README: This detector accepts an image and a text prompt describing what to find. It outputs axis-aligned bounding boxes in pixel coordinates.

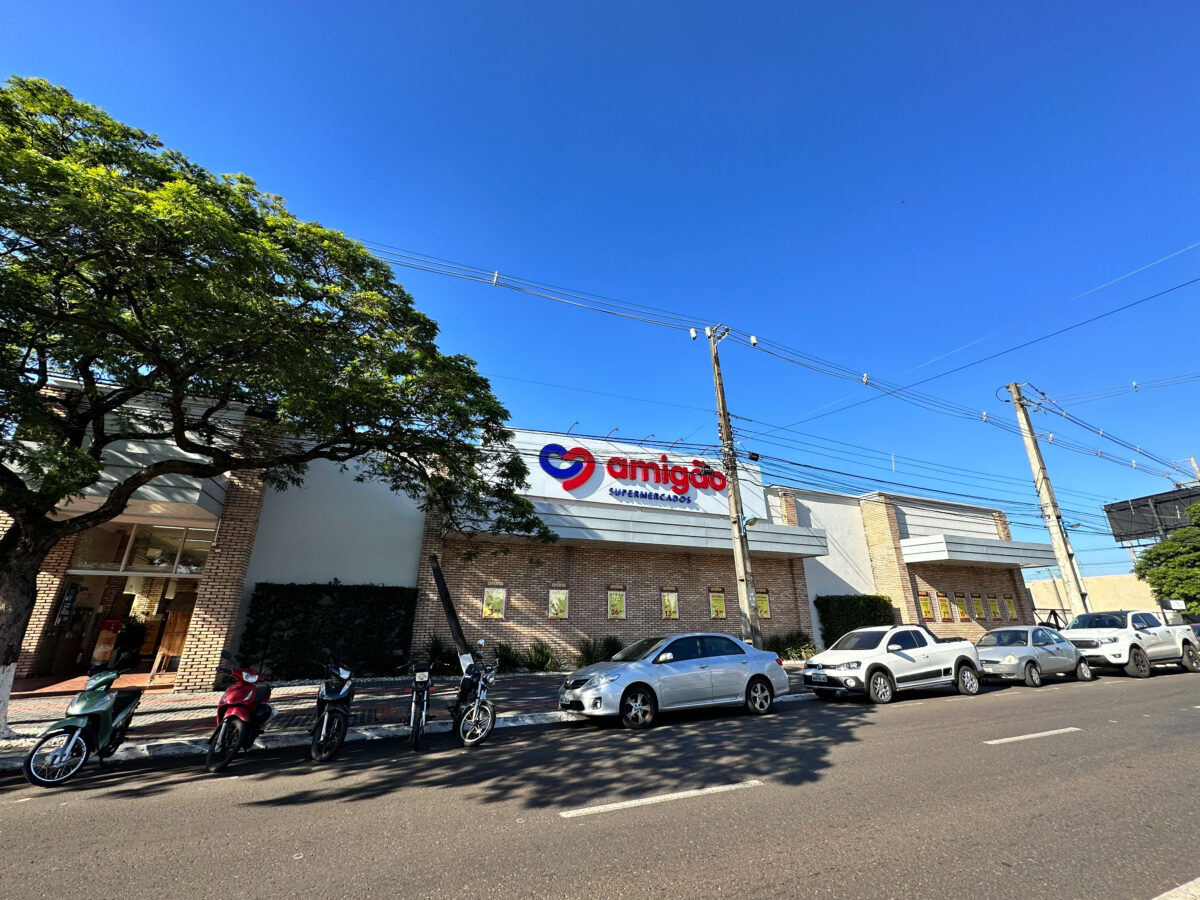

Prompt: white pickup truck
[1061,610,1200,678]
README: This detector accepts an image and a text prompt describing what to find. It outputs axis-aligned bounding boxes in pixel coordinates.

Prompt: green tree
[1133,502,1200,616]
[0,77,553,736]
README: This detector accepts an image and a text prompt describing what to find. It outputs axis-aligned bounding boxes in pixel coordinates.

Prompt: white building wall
[778,488,879,648]
[892,498,998,539]
[243,459,426,598]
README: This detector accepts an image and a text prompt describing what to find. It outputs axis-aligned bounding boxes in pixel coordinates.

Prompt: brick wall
[906,563,1036,641]
[859,496,913,624]
[173,468,268,692]
[14,532,81,677]
[412,521,813,665]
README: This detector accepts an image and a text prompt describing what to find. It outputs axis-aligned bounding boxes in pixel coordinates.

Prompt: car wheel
[1181,643,1200,673]
[956,664,980,696]
[620,686,657,729]
[745,677,774,715]
[867,670,894,704]
[1024,662,1042,688]
[1126,647,1151,678]
[1074,658,1094,682]
[813,689,837,701]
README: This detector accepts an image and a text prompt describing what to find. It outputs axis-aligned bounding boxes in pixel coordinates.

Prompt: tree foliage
[0,76,553,668]
[1134,502,1200,616]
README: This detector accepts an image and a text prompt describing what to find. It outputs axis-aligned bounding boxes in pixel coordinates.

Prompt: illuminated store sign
[539,443,727,495]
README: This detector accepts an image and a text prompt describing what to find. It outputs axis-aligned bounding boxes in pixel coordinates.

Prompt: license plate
[809,672,828,683]
[982,666,997,674]
[415,671,429,683]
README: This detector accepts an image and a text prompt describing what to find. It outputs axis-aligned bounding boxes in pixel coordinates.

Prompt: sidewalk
[1,667,813,771]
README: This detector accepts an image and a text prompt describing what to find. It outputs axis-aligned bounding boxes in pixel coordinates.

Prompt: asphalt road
[2,670,1199,899]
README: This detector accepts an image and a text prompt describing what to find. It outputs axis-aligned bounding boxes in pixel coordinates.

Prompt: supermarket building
[13,428,1057,691]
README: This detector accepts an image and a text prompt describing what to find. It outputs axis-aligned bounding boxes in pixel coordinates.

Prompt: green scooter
[22,654,143,788]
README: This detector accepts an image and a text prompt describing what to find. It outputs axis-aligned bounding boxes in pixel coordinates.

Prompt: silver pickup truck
[1060,610,1200,678]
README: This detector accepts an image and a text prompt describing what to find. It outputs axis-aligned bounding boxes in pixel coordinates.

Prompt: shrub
[238,582,417,679]
[426,635,458,676]
[814,594,897,646]
[526,639,562,672]
[495,641,523,673]
[763,629,819,661]
[575,635,624,667]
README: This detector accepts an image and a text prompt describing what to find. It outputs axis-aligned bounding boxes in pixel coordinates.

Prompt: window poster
[937,593,952,622]
[709,588,727,620]
[660,587,679,620]
[987,594,1002,620]
[482,581,507,620]
[607,584,627,620]
[756,589,771,620]
[971,593,986,619]
[548,582,569,619]
[1003,594,1018,620]
[955,593,970,621]
[918,591,934,621]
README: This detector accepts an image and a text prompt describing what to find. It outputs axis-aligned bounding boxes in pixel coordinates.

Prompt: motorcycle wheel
[205,717,245,773]
[457,700,495,747]
[409,699,425,752]
[310,709,347,762]
[23,728,91,788]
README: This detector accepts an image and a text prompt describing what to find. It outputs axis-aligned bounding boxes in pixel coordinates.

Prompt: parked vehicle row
[802,609,1200,705]
[21,638,504,787]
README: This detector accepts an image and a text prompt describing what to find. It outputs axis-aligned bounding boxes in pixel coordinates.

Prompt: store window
[1004,594,1018,621]
[937,593,953,622]
[176,529,214,574]
[971,593,986,619]
[987,594,1002,621]
[954,592,970,621]
[548,582,569,619]
[607,584,627,620]
[482,581,507,619]
[918,591,934,621]
[661,587,679,620]
[69,523,214,576]
[755,589,771,620]
[709,588,727,620]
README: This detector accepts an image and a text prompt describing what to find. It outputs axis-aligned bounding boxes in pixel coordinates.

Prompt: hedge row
[813,594,896,646]
[238,582,417,679]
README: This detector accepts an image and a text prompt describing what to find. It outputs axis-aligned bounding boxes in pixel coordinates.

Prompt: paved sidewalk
[1,667,813,772]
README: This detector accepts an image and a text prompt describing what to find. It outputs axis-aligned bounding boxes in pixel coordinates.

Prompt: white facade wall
[773,488,878,647]
[892,497,999,539]
[243,459,426,598]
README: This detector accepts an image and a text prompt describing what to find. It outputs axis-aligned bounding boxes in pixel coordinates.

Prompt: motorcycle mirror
[477,638,486,647]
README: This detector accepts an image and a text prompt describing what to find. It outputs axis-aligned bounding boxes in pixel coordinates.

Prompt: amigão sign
[538,442,728,506]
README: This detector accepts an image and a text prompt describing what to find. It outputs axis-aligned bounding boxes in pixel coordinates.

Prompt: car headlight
[1002,655,1018,665]
[832,661,862,671]
[584,673,622,689]
[1098,637,1119,645]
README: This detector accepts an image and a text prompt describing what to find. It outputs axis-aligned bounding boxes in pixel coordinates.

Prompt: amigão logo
[538,443,597,491]
[538,442,728,495]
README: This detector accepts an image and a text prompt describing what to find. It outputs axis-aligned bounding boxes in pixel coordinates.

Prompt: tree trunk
[0,537,53,740]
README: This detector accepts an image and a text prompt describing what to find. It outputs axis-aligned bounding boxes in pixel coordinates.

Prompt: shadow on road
[1,699,881,809]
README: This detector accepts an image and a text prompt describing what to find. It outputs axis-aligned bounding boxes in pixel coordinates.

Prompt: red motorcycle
[205,652,276,772]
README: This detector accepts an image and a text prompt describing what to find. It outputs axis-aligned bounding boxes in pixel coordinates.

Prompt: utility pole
[703,325,762,648]
[1007,382,1091,617]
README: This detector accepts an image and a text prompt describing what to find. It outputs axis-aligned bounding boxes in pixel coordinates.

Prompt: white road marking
[1152,874,1200,899]
[13,798,30,803]
[560,780,763,818]
[983,727,1082,745]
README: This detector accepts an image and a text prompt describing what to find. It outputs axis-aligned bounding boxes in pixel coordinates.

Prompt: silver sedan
[558,632,790,729]
[976,626,1095,687]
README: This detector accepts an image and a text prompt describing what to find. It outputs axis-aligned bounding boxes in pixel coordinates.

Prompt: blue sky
[5,2,1199,577]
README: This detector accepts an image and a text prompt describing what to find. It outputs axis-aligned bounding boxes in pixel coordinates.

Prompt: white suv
[803,625,982,703]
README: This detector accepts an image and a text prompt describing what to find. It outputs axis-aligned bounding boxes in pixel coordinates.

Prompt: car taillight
[775,657,784,667]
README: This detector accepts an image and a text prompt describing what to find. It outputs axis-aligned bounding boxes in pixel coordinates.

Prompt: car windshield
[611,637,668,661]
[978,630,1028,647]
[1068,613,1127,629]
[829,631,885,651]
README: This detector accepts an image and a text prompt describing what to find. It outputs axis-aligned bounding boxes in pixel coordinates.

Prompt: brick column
[778,492,799,527]
[859,494,912,624]
[411,512,449,657]
[15,533,81,677]
[173,469,268,692]
[992,511,1013,540]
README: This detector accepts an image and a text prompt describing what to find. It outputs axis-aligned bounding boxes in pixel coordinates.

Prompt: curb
[0,692,813,774]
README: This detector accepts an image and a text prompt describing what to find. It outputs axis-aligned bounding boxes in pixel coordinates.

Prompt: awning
[900,534,1056,568]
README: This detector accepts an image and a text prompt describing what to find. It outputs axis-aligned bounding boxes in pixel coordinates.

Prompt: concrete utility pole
[704,325,762,648]
[1007,382,1091,617]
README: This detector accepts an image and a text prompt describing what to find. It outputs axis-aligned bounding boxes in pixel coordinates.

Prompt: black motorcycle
[406,659,433,752]
[451,638,497,747]
[311,659,354,762]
